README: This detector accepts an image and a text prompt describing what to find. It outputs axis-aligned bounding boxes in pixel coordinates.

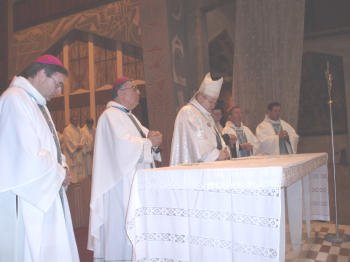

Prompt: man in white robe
[0,55,79,262]
[256,102,299,155]
[80,118,95,178]
[88,76,162,261]
[222,106,260,157]
[170,72,230,165]
[63,116,84,183]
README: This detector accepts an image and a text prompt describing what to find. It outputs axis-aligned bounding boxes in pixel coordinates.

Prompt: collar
[226,121,244,129]
[107,101,130,113]
[190,98,211,116]
[10,76,46,105]
[264,115,281,124]
[233,122,243,128]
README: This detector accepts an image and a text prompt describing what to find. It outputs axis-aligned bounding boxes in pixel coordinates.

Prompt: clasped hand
[148,130,162,147]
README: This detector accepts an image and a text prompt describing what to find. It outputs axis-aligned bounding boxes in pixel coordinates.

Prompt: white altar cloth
[126,153,329,262]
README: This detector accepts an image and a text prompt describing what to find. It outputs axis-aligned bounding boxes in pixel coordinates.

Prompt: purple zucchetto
[113,76,131,89]
[35,54,64,67]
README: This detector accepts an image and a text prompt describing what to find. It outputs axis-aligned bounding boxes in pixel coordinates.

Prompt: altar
[126,153,329,262]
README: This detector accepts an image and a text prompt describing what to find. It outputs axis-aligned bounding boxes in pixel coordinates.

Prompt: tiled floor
[286,222,350,261]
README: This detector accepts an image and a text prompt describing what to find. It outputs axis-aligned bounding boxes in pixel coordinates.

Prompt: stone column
[233,0,305,129]
[140,0,189,165]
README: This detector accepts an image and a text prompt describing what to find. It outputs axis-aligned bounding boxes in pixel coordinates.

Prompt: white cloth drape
[127,153,329,262]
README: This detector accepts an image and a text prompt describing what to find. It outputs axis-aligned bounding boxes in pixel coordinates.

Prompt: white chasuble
[256,116,299,155]
[222,121,260,157]
[170,99,227,166]
[88,101,160,261]
[0,76,79,262]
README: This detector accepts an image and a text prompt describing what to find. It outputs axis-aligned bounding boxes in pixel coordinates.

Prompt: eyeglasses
[119,85,139,92]
[50,76,64,89]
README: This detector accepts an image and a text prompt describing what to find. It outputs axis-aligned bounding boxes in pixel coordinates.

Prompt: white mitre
[198,72,223,99]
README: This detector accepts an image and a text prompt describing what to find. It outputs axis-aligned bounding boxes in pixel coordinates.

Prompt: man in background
[81,118,95,178]
[256,102,299,155]
[63,115,84,183]
[222,106,260,157]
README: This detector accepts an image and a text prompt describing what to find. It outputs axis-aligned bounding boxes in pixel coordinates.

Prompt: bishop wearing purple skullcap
[35,54,65,67]
[0,55,79,261]
[88,76,163,261]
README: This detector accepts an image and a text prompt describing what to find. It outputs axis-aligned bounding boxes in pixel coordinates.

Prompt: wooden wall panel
[122,44,144,80]
[69,41,89,92]
[50,109,66,133]
[13,0,119,31]
[94,46,117,88]
[12,1,141,77]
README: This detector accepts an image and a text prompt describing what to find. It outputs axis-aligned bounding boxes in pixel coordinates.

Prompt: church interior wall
[303,33,350,163]
[3,0,350,226]
[204,1,350,168]
[13,0,118,31]
[206,1,235,44]
[11,0,141,78]
[206,1,303,133]
[7,0,146,227]
[9,1,145,133]
[7,0,350,164]
[206,2,235,113]
[299,135,348,163]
